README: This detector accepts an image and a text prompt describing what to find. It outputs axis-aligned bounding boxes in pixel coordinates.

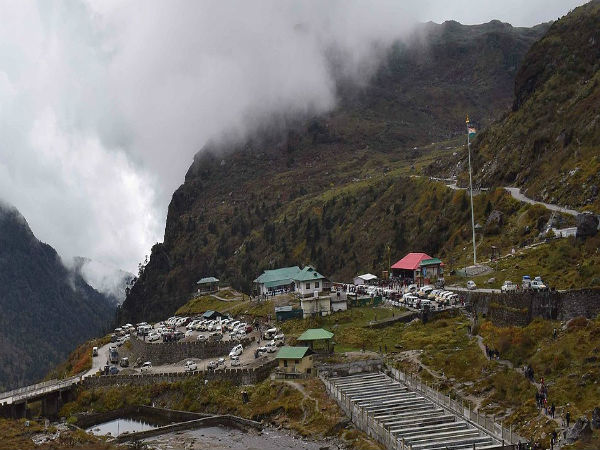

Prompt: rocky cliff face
[119,20,548,323]
[0,203,115,390]
[467,1,600,210]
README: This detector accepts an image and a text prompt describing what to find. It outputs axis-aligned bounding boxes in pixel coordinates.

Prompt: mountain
[119,20,548,323]
[0,203,115,390]
[71,257,134,306]
[461,1,600,211]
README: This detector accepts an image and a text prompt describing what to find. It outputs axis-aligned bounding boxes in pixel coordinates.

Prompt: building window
[295,360,300,364]
[315,281,319,288]
[306,282,310,289]
[284,360,288,367]
[307,368,311,374]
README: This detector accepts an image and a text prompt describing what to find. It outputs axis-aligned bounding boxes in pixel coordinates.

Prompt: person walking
[566,411,571,427]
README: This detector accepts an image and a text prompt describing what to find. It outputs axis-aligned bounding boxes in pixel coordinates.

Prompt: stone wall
[81,359,278,389]
[128,337,253,365]
[315,358,383,377]
[465,288,600,326]
[114,414,262,443]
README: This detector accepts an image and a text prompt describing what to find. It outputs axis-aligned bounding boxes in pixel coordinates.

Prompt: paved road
[449,286,500,294]
[84,343,111,378]
[504,187,580,217]
[428,176,581,216]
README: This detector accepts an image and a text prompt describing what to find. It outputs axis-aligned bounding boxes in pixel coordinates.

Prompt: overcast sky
[0,0,587,274]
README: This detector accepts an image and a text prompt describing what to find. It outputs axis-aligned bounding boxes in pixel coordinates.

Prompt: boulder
[576,212,599,238]
[592,407,600,429]
[565,417,592,444]
[486,210,504,226]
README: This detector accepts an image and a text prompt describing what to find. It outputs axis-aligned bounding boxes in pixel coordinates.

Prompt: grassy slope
[0,418,116,450]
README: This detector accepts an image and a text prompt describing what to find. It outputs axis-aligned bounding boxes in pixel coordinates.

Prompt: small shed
[275,346,314,377]
[353,273,378,286]
[197,276,220,294]
[297,328,334,354]
[202,310,225,320]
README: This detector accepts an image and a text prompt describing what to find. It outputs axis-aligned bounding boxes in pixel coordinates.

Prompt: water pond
[87,417,161,436]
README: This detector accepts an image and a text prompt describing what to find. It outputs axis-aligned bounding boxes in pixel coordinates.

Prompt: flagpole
[466,116,477,266]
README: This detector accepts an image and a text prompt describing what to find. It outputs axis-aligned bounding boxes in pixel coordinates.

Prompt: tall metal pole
[466,116,477,265]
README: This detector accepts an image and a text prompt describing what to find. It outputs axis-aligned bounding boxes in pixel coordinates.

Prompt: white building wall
[296,278,324,297]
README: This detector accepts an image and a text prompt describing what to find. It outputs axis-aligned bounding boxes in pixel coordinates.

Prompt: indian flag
[468,126,476,137]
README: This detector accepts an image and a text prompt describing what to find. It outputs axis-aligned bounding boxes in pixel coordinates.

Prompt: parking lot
[96,316,282,376]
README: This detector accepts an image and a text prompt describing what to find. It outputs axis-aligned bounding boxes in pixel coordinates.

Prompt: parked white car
[197,334,208,342]
[229,344,243,358]
[184,361,197,371]
[501,280,518,292]
[467,280,477,290]
[230,355,240,367]
[140,361,152,372]
[147,332,160,342]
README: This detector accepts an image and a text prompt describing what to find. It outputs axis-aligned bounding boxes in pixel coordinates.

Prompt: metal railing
[0,375,82,405]
[386,366,524,445]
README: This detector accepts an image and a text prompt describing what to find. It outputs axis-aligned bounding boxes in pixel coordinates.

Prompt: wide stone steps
[328,372,500,450]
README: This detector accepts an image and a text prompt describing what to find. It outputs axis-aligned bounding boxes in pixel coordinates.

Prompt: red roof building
[391,252,444,285]
[391,253,433,271]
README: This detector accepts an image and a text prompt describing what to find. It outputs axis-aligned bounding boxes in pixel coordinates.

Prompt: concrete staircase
[326,372,501,450]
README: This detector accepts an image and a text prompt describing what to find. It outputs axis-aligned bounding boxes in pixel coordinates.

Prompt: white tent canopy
[353,273,378,285]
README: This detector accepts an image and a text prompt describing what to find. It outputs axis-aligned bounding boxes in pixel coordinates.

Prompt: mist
[0,0,587,273]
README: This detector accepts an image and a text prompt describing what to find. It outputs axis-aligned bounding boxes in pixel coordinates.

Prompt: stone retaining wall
[128,337,253,365]
[114,414,262,443]
[466,288,600,326]
[82,359,278,389]
[75,405,212,429]
[315,358,383,377]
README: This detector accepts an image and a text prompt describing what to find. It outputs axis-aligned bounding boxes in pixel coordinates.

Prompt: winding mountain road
[503,187,580,217]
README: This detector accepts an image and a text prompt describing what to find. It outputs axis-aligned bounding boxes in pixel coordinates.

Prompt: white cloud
[0,0,587,273]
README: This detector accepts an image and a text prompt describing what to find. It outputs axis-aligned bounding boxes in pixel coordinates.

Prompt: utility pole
[466,115,477,266]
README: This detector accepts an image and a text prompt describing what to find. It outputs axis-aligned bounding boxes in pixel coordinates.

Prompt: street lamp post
[466,116,477,266]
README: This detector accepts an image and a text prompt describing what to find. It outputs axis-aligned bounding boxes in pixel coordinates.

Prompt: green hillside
[119,20,558,323]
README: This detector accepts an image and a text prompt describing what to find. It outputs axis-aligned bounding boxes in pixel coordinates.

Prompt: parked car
[185,330,194,337]
[522,275,532,290]
[119,357,129,368]
[197,334,208,342]
[140,361,152,372]
[467,280,477,290]
[207,360,217,370]
[147,332,160,342]
[229,344,243,358]
[266,342,278,353]
[256,346,269,354]
[230,355,241,367]
[92,346,98,357]
[406,284,418,293]
[418,285,433,298]
[184,361,197,371]
[531,279,548,291]
[501,280,518,292]
[263,328,278,340]
[434,278,445,289]
[109,366,120,375]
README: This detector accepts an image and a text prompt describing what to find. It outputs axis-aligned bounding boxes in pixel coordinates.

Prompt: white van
[229,344,243,358]
[263,328,278,340]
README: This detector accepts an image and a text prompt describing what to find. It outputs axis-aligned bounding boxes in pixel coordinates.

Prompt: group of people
[484,344,500,360]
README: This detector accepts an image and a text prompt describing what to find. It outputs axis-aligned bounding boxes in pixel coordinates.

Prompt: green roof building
[196,276,219,293]
[254,265,330,299]
[297,328,334,353]
[275,346,314,378]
